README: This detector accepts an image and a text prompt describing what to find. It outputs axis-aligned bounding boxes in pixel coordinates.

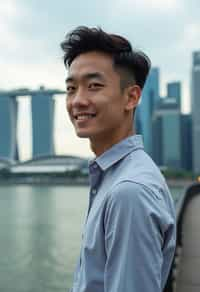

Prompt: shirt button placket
[87,162,101,217]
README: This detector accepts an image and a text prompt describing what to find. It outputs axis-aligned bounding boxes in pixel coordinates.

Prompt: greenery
[161,168,195,179]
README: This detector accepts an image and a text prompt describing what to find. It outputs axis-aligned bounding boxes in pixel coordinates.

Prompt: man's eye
[89,83,103,89]
[66,86,76,93]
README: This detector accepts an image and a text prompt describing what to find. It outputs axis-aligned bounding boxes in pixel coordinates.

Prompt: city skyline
[2,59,198,161]
[1,61,195,164]
[1,0,199,159]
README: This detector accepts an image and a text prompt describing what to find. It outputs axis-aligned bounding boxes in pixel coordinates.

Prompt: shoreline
[0,176,196,189]
[167,178,196,189]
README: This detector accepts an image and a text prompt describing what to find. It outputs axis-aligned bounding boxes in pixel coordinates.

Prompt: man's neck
[90,129,135,157]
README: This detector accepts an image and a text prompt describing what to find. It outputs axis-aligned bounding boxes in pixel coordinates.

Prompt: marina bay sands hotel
[0,87,65,161]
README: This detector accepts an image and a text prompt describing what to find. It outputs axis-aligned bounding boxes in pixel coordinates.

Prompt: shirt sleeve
[104,181,168,292]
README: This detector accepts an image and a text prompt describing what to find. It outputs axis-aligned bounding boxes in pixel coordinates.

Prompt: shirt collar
[90,135,144,172]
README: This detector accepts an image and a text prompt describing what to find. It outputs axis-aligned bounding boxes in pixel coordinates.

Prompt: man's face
[66,51,131,144]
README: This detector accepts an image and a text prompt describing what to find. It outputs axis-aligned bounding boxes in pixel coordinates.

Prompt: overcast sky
[1,0,199,160]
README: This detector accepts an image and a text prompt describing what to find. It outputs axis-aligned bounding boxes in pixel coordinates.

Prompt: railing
[164,183,200,292]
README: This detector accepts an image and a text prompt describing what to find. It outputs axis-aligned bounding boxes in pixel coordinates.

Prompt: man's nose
[72,89,89,107]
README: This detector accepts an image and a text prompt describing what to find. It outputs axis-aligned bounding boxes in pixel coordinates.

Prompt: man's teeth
[76,114,95,120]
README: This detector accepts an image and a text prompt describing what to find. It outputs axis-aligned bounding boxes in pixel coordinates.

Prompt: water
[0,185,182,292]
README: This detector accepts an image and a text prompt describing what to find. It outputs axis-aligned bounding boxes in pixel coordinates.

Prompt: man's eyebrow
[65,72,105,84]
[65,76,74,84]
[83,72,105,81]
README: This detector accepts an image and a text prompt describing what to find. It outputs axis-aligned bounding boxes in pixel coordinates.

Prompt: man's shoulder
[104,149,174,210]
[107,180,163,208]
[114,149,166,192]
[103,180,168,228]
[104,178,175,230]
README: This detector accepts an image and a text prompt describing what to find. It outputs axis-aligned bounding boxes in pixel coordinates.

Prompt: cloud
[0,0,18,22]
[0,1,19,49]
[115,0,179,13]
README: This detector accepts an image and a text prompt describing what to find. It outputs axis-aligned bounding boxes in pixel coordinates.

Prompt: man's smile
[73,113,97,121]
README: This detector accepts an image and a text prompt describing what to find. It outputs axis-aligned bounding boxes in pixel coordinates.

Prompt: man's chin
[75,131,91,138]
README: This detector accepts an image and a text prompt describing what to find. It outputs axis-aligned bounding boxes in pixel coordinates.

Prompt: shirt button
[92,188,97,195]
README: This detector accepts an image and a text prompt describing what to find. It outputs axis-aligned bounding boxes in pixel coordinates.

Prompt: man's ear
[125,85,141,111]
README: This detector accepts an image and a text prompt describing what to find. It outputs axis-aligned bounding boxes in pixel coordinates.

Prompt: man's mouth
[74,113,96,121]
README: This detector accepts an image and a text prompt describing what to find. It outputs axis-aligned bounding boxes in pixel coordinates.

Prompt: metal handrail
[164,182,200,292]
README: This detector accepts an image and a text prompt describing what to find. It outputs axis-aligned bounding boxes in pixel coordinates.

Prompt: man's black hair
[61,26,151,89]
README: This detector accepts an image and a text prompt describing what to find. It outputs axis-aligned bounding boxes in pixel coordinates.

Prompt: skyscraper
[191,51,200,174]
[152,98,182,169]
[136,67,160,155]
[167,81,181,110]
[31,87,55,158]
[0,88,65,161]
[0,92,18,160]
[181,114,192,171]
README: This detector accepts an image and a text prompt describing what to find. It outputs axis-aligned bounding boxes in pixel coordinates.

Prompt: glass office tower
[191,51,200,174]
[136,67,160,156]
[167,81,181,109]
[31,88,55,158]
[152,98,182,169]
[0,92,18,160]
[181,114,192,171]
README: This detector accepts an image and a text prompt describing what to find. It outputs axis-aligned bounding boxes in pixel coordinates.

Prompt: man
[61,26,176,292]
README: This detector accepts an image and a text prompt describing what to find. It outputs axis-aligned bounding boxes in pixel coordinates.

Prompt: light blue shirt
[71,135,176,292]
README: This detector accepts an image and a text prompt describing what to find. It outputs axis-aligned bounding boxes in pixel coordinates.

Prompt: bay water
[0,185,183,292]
